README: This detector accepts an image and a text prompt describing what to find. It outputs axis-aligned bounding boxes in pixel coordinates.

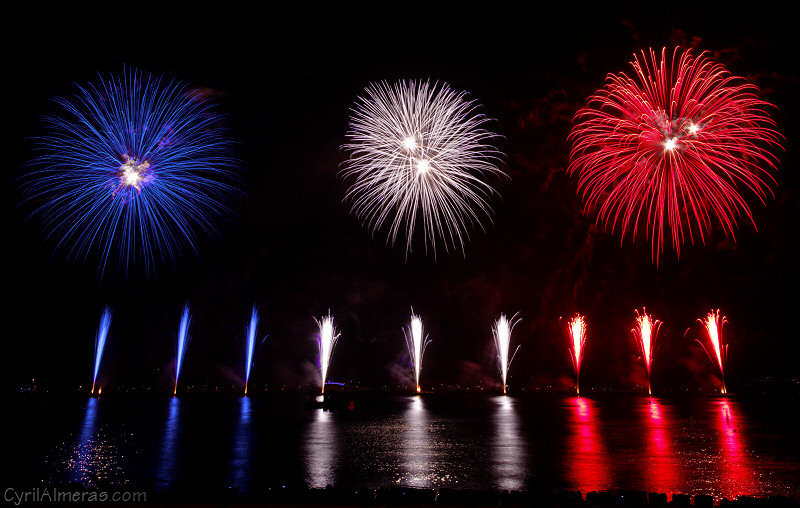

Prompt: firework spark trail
[632,308,662,395]
[567,315,587,395]
[568,47,782,263]
[696,309,728,394]
[91,307,112,395]
[244,306,259,395]
[174,304,191,396]
[22,68,240,276]
[492,313,521,395]
[341,79,507,257]
[314,313,340,395]
[404,311,431,393]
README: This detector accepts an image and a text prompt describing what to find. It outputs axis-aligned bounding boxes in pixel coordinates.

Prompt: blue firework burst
[22,69,240,276]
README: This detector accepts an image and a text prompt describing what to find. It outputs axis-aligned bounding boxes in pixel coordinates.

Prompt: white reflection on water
[491,396,526,491]
[228,396,252,492]
[305,409,337,488]
[66,397,123,485]
[157,397,181,490]
[398,396,432,487]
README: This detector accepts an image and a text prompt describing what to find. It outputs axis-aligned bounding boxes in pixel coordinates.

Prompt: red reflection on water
[714,398,758,497]
[643,398,681,494]
[565,397,611,492]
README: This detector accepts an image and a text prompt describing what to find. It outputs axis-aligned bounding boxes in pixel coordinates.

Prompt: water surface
[5,392,799,501]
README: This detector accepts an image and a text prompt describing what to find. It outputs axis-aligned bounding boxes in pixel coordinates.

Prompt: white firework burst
[340,79,507,257]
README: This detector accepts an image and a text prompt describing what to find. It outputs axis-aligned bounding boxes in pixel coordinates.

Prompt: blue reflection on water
[69,397,99,483]
[157,397,181,490]
[228,396,252,492]
[67,397,123,485]
[79,398,99,444]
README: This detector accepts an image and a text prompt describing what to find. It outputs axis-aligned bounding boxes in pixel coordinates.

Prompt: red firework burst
[568,47,782,263]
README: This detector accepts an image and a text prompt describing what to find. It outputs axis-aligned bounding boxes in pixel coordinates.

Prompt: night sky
[5,6,799,395]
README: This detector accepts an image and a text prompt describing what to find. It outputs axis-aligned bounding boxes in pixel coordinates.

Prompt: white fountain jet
[314,312,340,395]
[404,310,431,394]
[492,313,521,395]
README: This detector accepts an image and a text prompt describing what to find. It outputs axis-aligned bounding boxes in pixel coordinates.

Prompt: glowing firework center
[659,119,702,153]
[116,155,155,194]
[403,135,432,177]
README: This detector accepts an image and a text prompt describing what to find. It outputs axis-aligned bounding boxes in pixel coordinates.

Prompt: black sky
[5,6,799,394]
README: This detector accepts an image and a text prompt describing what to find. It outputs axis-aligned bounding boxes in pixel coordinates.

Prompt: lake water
[4,392,799,502]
